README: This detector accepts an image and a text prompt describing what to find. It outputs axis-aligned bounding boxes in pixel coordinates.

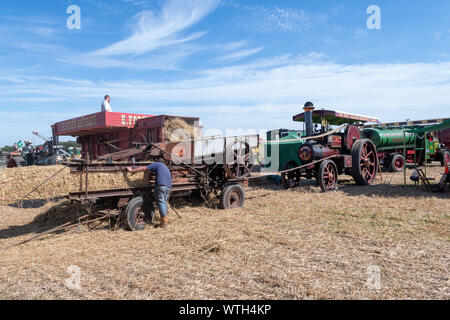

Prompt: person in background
[126,161,172,228]
[101,95,112,112]
[24,141,34,165]
[17,140,23,152]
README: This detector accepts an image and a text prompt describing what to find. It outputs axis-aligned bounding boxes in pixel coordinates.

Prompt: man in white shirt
[101,95,112,112]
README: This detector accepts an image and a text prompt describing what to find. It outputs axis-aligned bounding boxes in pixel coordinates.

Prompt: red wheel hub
[360,142,376,183]
[323,163,337,189]
[395,157,404,170]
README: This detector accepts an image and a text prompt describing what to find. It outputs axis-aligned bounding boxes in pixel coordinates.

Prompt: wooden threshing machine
[53,111,258,230]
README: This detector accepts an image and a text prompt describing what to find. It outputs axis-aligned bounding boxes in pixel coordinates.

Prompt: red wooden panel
[54,111,154,136]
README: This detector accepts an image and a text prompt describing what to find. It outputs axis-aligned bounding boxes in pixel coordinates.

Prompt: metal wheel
[125,197,154,231]
[281,161,301,189]
[220,184,245,209]
[390,154,405,172]
[224,141,253,179]
[317,160,338,192]
[344,125,361,152]
[351,139,378,185]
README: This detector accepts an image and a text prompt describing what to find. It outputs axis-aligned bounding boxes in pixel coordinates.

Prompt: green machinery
[362,124,449,172]
[261,109,380,191]
[262,129,305,173]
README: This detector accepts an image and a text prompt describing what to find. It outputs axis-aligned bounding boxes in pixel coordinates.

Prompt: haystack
[0,165,149,205]
[162,117,197,142]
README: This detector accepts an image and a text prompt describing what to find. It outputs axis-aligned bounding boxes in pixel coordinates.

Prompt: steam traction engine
[281,103,379,192]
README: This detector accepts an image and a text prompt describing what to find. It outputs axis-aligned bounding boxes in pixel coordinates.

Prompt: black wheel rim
[281,162,300,189]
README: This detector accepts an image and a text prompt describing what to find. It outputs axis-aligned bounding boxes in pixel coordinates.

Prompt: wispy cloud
[215,47,263,62]
[219,39,250,51]
[1,56,449,132]
[434,29,450,42]
[230,4,314,33]
[92,0,219,56]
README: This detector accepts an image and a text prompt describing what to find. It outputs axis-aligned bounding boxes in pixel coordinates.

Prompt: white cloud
[1,56,450,145]
[242,5,313,32]
[219,39,250,51]
[434,29,450,42]
[215,47,263,62]
[30,26,56,37]
[92,0,219,56]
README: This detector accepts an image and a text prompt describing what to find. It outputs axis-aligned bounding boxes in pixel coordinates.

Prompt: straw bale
[0,165,148,205]
[162,117,196,142]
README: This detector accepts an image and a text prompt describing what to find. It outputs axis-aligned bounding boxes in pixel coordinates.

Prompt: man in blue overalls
[127,162,172,227]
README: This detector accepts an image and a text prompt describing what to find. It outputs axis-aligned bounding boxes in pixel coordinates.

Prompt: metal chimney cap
[303,101,315,111]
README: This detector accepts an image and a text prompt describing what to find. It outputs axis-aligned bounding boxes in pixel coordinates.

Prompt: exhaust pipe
[303,102,315,137]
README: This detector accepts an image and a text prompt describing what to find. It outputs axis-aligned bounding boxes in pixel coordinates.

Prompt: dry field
[0,166,448,300]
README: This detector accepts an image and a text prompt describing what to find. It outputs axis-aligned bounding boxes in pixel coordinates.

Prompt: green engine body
[263,129,305,172]
[362,128,419,148]
[363,126,443,164]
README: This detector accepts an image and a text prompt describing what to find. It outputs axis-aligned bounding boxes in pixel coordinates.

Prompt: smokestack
[303,102,315,137]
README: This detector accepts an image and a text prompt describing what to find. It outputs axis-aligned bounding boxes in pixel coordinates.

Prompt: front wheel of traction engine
[125,196,155,231]
[220,184,245,209]
[281,161,301,190]
[351,139,378,185]
[317,160,338,192]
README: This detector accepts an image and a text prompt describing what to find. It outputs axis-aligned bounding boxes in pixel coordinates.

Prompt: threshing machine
[55,111,258,231]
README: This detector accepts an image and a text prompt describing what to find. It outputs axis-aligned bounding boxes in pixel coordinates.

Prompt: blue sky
[0,0,449,145]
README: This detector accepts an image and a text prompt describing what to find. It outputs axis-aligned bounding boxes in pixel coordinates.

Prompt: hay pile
[0,165,148,205]
[163,117,197,142]
[0,166,448,300]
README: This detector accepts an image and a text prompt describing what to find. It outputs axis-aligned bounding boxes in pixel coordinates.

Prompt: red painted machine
[52,111,200,161]
[55,111,259,230]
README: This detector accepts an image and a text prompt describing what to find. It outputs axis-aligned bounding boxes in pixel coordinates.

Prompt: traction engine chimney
[303,102,315,137]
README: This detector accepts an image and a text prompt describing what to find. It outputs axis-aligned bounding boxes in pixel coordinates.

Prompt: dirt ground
[0,165,448,300]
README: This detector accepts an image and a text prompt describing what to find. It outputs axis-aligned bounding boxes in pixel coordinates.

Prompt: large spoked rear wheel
[317,160,338,192]
[220,184,245,209]
[351,139,378,185]
[281,161,301,190]
[125,197,155,231]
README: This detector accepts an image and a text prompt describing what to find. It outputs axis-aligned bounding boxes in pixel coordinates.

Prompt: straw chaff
[162,117,197,142]
[0,165,148,205]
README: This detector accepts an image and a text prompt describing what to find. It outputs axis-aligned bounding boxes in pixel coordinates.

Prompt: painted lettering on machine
[121,114,147,126]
